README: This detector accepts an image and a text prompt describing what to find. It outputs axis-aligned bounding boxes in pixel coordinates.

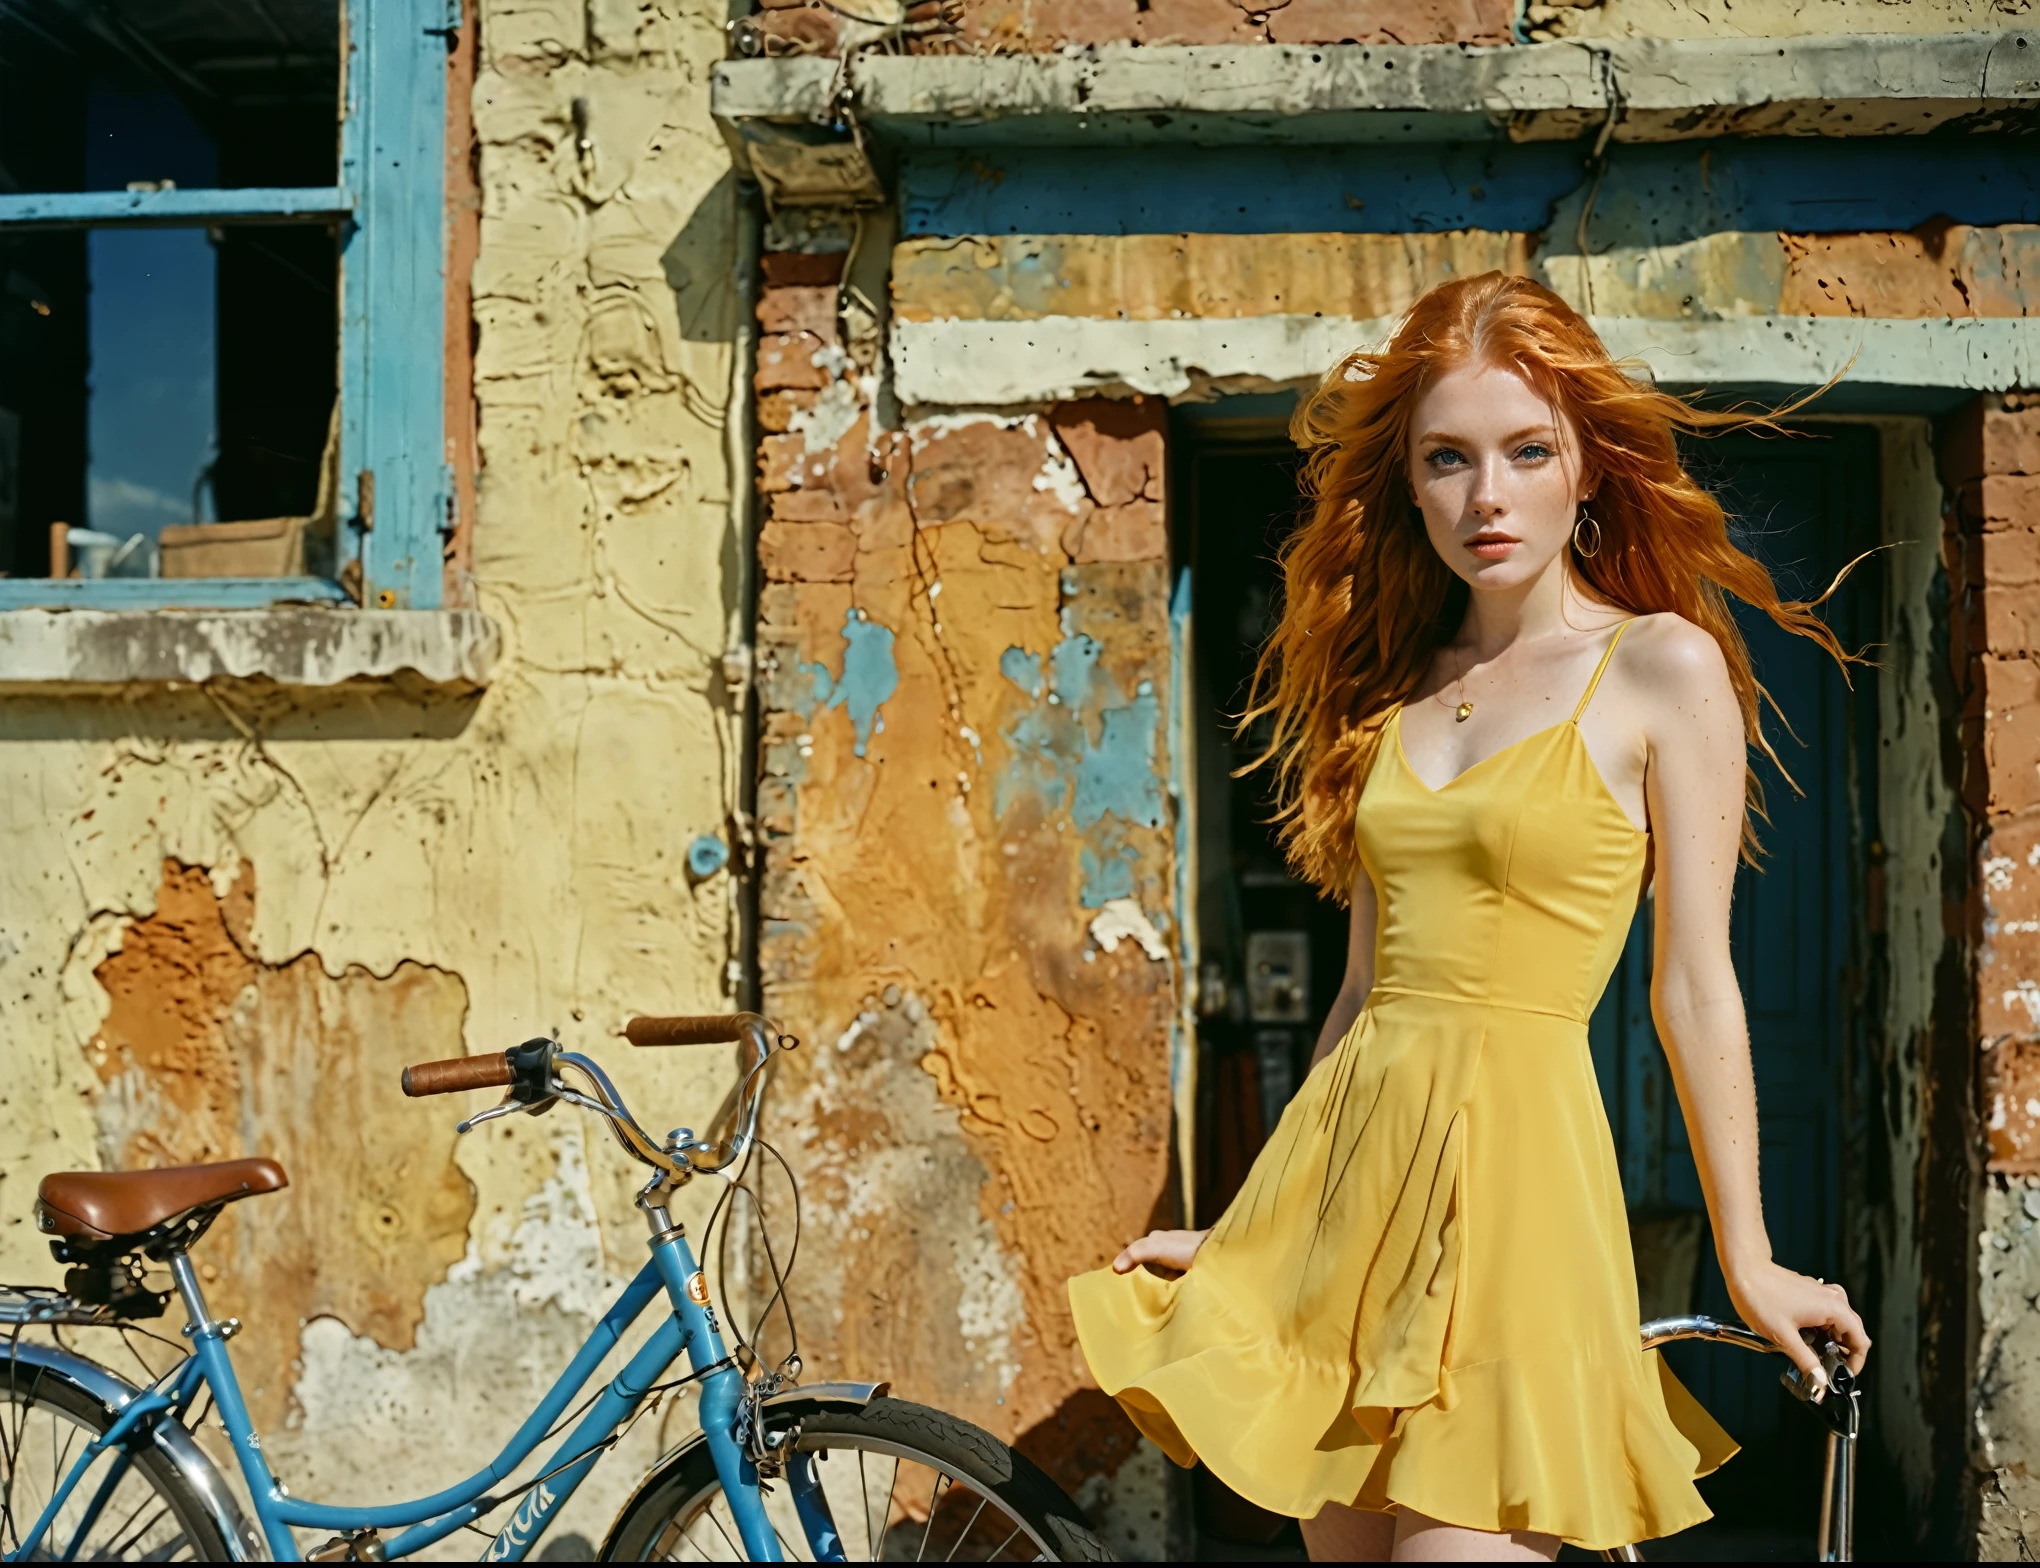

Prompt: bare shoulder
[1613,612,1734,706]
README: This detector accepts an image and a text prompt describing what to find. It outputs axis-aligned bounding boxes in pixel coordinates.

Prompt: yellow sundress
[1069,624,1735,1550]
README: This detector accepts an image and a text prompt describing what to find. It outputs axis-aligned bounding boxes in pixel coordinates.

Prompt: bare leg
[1301,1500,1397,1562]
[1392,1509,1559,1562]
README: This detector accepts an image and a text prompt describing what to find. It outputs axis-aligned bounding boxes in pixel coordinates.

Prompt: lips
[1466,531,1519,560]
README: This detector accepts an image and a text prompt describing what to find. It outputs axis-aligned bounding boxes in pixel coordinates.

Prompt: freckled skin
[1116,362,1869,1564]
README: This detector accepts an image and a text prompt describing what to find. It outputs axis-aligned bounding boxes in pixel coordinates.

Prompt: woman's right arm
[1112,866,1376,1275]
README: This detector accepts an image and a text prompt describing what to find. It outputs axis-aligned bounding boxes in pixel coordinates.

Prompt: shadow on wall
[662,169,740,344]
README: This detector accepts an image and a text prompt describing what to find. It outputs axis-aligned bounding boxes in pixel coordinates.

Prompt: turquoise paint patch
[1000,646,1044,699]
[802,610,901,758]
[1073,689,1164,830]
[1079,833,1138,908]
[830,613,899,758]
[1051,634,1101,712]
[995,704,1067,818]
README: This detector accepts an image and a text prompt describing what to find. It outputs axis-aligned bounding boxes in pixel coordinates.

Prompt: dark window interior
[0,1,339,581]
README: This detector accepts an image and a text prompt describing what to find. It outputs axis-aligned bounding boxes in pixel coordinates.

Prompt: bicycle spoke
[876,1456,899,1563]
[915,1473,949,1562]
[704,1498,743,1560]
[856,1449,873,1562]
[982,1522,1023,1562]
[942,1494,989,1563]
[104,1498,171,1559]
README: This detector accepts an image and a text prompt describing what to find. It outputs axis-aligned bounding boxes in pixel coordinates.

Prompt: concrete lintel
[892,313,2040,406]
[0,608,503,691]
[713,32,2037,148]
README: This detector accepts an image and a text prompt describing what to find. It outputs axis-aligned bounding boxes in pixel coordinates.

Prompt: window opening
[0,0,366,600]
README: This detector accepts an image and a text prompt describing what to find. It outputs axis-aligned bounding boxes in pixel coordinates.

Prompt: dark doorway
[1180,415,1880,1556]
[1593,424,1882,1553]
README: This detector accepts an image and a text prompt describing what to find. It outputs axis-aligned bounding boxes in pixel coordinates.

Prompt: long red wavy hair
[1245,271,1855,902]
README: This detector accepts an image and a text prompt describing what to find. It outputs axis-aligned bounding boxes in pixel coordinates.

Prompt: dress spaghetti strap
[1570,620,1634,724]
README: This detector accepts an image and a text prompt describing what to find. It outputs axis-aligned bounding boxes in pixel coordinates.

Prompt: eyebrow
[1415,424,1561,445]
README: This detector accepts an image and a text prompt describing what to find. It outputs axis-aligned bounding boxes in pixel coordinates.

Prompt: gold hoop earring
[1573,507,1602,559]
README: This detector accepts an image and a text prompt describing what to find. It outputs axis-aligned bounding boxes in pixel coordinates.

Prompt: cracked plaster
[0,1,744,1552]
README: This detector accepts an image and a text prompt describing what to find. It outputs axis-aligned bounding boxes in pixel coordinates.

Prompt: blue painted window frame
[0,0,452,612]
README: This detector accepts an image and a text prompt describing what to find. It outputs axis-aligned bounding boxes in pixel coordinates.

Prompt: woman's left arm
[1639,619,1870,1389]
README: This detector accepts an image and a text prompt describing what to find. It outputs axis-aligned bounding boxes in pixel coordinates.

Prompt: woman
[1068,273,1871,1561]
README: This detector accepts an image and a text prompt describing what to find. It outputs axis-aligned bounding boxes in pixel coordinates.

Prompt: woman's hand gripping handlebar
[399,1014,793,1196]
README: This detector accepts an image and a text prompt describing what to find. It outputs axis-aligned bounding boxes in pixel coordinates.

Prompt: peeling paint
[1088,898,1169,963]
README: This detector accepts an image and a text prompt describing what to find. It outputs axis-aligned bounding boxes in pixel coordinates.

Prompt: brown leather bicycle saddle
[36,1158,288,1243]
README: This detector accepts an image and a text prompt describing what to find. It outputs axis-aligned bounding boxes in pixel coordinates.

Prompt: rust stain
[753,254,1176,1487]
[891,230,1533,324]
[1781,225,2040,320]
[90,861,475,1425]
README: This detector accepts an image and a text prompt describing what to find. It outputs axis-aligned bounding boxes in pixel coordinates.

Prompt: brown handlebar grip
[625,1013,762,1047]
[402,1052,514,1097]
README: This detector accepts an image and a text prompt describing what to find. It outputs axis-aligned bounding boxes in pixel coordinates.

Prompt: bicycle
[1,1013,1113,1562]
[1600,1315,1863,1563]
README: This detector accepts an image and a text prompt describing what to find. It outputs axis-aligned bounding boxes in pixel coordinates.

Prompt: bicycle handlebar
[625,1013,767,1047]
[402,1053,514,1097]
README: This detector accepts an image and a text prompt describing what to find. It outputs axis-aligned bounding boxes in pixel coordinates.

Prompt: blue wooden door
[1588,426,1879,1508]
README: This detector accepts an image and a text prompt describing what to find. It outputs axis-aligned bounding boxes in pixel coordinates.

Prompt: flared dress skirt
[1069,685,1736,1550]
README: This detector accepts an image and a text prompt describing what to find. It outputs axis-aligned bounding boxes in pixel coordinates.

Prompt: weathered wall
[1951,395,2040,1559]
[0,0,745,1552]
[887,135,2040,404]
[742,0,2003,58]
[1843,417,1975,1550]
[751,233,1184,1556]
[1528,0,2021,44]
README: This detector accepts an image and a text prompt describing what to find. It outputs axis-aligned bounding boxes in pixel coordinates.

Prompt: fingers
[1110,1229,1206,1275]
[1774,1325,1827,1392]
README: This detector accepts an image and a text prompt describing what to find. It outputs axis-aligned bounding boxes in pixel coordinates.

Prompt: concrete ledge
[892,313,2040,405]
[715,31,2039,147]
[0,609,503,691]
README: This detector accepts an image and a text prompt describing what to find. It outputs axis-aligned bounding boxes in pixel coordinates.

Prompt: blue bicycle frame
[9,1203,808,1564]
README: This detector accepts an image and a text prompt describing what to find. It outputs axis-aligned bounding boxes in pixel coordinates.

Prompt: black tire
[0,1364,228,1561]
[602,1395,1115,1561]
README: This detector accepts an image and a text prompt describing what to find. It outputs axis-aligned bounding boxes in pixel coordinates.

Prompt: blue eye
[1516,442,1553,461]
[1427,448,1466,468]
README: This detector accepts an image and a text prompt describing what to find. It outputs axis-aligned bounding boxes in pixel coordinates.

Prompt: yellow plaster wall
[0,1,744,1551]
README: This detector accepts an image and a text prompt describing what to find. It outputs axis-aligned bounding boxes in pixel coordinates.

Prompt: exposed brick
[1983,655,2040,822]
[1947,400,2040,487]
[1985,1040,2040,1171]
[756,331,833,391]
[761,251,846,289]
[761,520,858,583]
[748,5,840,52]
[1265,0,1512,45]
[1960,474,2040,533]
[759,285,839,341]
[759,432,808,492]
[1050,398,1165,509]
[759,389,819,435]
[1065,503,1167,564]
[908,417,1084,555]
[771,488,848,524]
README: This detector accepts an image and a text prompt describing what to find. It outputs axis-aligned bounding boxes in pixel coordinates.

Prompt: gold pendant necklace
[1440,645,1474,722]
[1455,699,1474,723]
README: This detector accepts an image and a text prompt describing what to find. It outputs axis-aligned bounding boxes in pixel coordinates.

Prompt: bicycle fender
[4,1338,267,1562]
[597,1382,889,1560]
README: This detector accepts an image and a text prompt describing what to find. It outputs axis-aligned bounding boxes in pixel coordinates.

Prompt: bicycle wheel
[602,1395,1115,1562]
[0,1366,227,1561]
